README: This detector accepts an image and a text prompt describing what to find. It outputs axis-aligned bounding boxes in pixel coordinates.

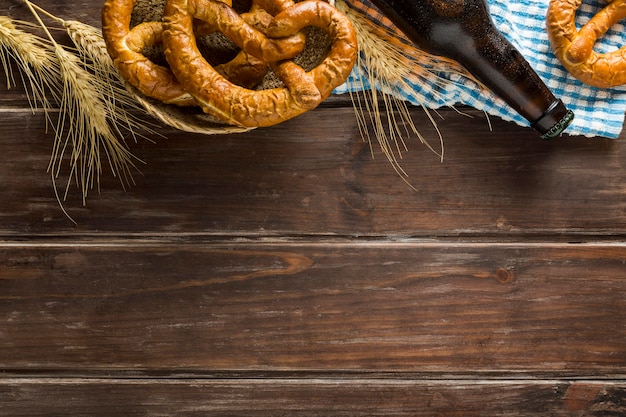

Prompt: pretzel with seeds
[162,0,358,127]
[547,0,626,88]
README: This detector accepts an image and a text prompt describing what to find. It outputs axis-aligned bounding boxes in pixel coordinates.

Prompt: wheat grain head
[50,44,139,203]
[18,0,146,222]
[0,16,60,114]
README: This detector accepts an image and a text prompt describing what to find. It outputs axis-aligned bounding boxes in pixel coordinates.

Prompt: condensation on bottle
[367,0,574,139]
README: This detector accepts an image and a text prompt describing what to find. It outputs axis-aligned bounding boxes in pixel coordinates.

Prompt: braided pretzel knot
[162,0,358,127]
[101,0,306,105]
[547,0,626,88]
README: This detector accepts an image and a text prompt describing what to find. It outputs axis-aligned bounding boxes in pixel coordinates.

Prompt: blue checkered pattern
[335,0,626,138]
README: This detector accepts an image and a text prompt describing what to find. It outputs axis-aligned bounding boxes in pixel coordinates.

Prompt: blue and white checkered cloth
[336,0,626,138]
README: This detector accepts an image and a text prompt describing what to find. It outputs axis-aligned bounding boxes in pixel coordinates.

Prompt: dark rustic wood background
[1,1,625,415]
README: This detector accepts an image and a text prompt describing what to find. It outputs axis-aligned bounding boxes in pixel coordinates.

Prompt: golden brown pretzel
[101,0,287,105]
[162,0,358,127]
[102,0,196,105]
[547,0,626,88]
[196,1,304,88]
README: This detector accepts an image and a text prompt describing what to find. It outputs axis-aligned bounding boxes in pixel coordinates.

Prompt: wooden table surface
[1,1,625,415]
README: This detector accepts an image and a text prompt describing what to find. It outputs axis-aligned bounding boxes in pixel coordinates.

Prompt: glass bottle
[366,0,574,139]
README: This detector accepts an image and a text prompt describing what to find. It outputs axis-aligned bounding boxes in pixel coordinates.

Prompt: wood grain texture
[1,0,625,414]
[0,108,624,235]
[1,379,625,416]
[1,242,625,374]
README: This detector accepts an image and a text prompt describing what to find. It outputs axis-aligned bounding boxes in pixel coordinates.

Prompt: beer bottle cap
[532,99,575,140]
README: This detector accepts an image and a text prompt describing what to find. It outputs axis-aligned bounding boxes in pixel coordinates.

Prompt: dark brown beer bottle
[366,0,574,139]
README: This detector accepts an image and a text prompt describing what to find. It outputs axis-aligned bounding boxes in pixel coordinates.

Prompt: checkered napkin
[335,0,626,138]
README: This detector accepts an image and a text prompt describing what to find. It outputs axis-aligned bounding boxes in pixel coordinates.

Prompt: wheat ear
[27,3,160,142]
[23,1,142,215]
[0,16,59,120]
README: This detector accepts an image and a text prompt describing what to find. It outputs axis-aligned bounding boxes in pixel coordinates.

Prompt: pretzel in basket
[547,0,626,88]
[102,0,196,105]
[101,0,307,105]
[162,0,358,127]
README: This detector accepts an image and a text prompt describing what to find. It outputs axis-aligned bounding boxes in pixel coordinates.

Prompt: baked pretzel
[197,0,306,88]
[102,0,196,105]
[162,0,358,127]
[101,0,300,105]
[547,0,626,88]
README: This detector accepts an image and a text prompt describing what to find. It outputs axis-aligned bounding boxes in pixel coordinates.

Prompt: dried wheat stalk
[0,16,59,121]
[51,43,139,199]
[0,1,161,222]
[24,1,138,215]
[336,0,477,181]
[30,4,158,143]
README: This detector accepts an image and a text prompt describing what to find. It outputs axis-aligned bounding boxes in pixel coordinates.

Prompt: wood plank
[0,107,624,235]
[1,378,625,416]
[2,0,109,25]
[1,242,624,374]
